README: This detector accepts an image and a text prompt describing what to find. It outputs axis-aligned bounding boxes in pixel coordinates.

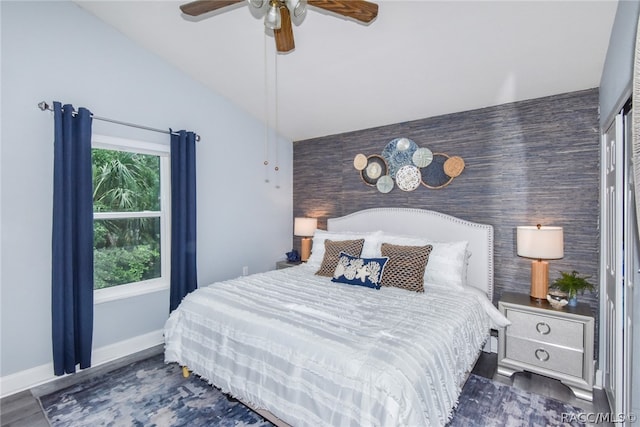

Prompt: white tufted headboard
[327,208,494,301]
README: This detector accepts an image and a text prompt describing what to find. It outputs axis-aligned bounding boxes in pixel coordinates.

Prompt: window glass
[90,138,169,296]
[93,149,160,212]
[94,217,161,289]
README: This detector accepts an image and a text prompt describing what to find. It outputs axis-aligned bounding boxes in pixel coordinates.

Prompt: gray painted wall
[1,1,292,380]
[599,0,640,127]
[293,89,600,350]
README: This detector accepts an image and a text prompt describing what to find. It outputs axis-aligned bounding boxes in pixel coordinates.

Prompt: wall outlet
[242,266,249,276]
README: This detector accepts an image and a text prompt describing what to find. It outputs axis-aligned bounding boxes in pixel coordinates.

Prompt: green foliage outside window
[93,149,160,212]
[92,149,162,289]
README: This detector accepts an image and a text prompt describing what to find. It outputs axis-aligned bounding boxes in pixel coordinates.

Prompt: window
[92,135,170,303]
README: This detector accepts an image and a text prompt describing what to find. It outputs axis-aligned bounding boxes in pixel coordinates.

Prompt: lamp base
[300,237,312,262]
[530,260,549,301]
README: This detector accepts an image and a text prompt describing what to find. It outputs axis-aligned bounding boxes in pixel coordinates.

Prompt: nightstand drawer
[506,309,584,349]
[505,336,584,378]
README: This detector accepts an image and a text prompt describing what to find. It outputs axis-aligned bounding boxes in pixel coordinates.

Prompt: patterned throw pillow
[315,239,365,277]
[379,233,469,289]
[331,252,389,289]
[307,230,382,268]
[380,243,433,292]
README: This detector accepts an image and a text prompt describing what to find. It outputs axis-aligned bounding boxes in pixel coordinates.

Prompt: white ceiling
[75,1,618,141]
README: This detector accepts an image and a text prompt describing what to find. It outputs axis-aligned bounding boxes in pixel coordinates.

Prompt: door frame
[599,101,633,420]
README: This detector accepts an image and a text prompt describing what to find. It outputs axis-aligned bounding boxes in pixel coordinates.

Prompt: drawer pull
[535,348,550,362]
[536,322,551,335]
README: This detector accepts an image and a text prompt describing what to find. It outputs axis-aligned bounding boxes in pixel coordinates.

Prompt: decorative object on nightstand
[516,224,564,300]
[497,292,594,401]
[286,249,301,263]
[546,290,569,309]
[294,217,317,262]
[550,270,595,307]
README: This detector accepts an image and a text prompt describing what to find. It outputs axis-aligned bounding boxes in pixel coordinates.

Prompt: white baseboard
[0,329,164,398]
[483,336,498,353]
[594,366,603,388]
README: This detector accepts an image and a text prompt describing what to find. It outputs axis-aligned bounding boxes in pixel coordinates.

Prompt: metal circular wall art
[443,156,465,178]
[412,147,433,168]
[376,175,394,193]
[381,137,418,178]
[355,138,464,193]
[359,155,388,186]
[396,165,421,191]
[421,153,453,189]
[353,153,368,170]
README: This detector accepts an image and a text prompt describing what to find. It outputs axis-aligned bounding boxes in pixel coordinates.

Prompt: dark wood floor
[0,345,163,427]
[1,349,611,427]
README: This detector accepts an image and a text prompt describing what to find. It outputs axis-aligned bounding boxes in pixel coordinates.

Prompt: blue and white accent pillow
[331,252,389,289]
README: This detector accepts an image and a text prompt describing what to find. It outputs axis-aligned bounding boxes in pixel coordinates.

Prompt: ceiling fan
[179,0,379,53]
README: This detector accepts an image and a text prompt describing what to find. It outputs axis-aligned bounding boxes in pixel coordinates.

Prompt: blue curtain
[170,130,198,312]
[51,102,94,375]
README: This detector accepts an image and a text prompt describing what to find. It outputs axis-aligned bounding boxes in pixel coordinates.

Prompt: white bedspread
[164,264,500,426]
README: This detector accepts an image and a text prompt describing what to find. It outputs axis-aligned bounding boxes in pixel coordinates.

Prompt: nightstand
[497,291,594,401]
[276,260,301,270]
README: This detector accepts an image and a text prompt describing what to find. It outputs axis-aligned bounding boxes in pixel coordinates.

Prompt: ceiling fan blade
[274,6,295,53]
[180,0,244,17]
[307,0,378,23]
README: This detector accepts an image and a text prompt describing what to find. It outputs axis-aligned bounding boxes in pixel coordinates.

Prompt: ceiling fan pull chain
[274,47,279,175]
[273,50,281,189]
[263,32,270,183]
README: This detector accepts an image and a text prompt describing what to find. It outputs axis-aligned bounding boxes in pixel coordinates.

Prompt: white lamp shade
[294,217,317,237]
[517,226,564,259]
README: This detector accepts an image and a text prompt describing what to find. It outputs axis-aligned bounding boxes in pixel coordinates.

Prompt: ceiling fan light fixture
[179,0,379,52]
[264,1,282,30]
[248,0,266,8]
[247,0,268,19]
[286,0,307,18]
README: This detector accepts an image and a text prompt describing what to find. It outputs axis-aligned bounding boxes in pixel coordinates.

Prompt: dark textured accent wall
[293,89,600,348]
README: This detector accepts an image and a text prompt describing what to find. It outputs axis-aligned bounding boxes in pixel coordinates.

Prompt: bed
[164,208,508,426]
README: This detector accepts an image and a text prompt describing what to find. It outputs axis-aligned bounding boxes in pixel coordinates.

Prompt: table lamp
[294,217,317,262]
[516,224,564,300]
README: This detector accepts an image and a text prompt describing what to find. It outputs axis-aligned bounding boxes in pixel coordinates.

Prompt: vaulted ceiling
[75,1,617,141]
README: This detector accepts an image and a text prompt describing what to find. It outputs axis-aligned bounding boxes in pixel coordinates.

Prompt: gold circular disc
[353,153,368,170]
[444,156,465,177]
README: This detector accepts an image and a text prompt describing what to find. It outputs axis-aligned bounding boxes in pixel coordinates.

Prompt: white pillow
[378,232,469,289]
[425,241,469,289]
[307,230,382,267]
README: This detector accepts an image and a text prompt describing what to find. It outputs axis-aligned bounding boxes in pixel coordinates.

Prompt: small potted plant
[551,270,595,307]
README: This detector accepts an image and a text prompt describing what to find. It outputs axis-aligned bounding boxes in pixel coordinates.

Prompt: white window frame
[92,135,171,305]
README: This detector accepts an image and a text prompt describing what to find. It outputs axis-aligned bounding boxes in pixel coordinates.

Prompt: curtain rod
[37,101,200,142]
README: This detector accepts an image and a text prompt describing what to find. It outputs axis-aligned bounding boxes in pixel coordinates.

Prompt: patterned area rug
[40,354,273,427]
[447,374,585,427]
[41,354,585,427]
